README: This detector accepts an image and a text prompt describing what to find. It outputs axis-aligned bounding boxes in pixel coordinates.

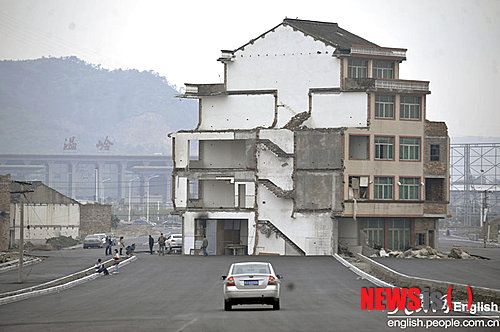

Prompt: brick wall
[79,203,112,239]
[0,174,10,250]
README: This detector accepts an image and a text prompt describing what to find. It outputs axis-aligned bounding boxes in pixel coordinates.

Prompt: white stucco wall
[257,149,293,191]
[257,184,334,255]
[175,177,188,208]
[259,129,294,154]
[172,132,235,168]
[226,24,340,127]
[11,203,80,244]
[199,94,276,130]
[305,92,368,128]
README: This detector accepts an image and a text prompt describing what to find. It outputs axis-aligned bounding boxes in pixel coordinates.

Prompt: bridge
[0,153,173,207]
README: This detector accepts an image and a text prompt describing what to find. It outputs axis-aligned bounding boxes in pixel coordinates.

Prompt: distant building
[171,18,449,255]
[7,178,111,247]
[0,174,10,250]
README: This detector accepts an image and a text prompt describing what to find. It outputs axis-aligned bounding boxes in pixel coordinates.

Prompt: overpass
[0,153,173,206]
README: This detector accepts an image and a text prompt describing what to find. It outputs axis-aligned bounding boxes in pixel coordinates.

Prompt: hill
[0,57,197,154]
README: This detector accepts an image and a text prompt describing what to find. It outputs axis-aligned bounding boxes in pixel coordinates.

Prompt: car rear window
[232,264,270,275]
[173,235,182,239]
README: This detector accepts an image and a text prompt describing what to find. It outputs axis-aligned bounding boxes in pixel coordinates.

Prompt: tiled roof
[283,18,378,49]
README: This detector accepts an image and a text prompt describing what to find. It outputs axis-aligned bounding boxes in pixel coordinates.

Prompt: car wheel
[273,299,280,310]
[224,300,232,311]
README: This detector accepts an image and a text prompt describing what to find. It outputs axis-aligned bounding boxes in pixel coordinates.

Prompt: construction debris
[45,236,79,250]
[369,246,477,259]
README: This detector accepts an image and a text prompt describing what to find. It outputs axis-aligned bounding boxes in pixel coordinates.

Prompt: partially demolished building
[171,19,449,255]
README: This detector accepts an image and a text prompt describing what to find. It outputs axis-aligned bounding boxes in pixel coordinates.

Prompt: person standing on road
[105,235,112,255]
[148,235,154,254]
[113,249,120,274]
[202,236,208,256]
[119,236,125,256]
[158,233,166,256]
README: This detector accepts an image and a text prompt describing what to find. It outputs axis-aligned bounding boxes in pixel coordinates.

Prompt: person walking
[105,235,112,256]
[95,258,109,275]
[119,236,125,256]
[158,233,166,256]
[148,235,154,254]
[113,249,120,274]
[201,236,208,256]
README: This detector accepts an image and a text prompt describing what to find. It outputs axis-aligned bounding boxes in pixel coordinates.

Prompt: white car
[166,234,182,253]
[222,262,282,311]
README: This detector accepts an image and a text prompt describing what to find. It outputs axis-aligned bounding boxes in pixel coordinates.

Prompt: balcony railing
[374,79,429,92]
[351,46,406,60]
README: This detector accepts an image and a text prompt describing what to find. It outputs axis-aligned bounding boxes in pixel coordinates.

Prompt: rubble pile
[448,247,474,259]
[370,246,477,259]
[45,236,79,250]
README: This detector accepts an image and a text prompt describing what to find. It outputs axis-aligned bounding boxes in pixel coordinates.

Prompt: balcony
[350,46,407,60]
[343,78,430,94]
[183,83,226,98]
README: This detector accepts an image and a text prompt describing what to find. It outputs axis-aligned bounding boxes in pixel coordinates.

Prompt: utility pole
[11,181,33,283]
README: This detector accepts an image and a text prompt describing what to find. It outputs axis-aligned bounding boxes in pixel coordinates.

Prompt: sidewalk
[0,248,115,294]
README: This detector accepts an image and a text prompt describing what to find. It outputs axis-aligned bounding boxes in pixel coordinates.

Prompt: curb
[0,255,137,306]
[0,257,43,273]
[333,253,394,287]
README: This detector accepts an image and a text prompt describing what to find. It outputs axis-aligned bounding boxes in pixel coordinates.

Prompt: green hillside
[0,57,197,154]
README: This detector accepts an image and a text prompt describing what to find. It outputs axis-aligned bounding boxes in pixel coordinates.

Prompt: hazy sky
[1,0,499,138]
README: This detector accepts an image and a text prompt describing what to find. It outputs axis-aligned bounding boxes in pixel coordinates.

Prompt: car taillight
[171,239,175,242]
[268,276,277,285]
[226,276,235,286]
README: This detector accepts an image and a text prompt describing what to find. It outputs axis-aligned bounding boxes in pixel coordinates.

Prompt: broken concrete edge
[0,256,137,306]
[355,253,500,316]
[333,253,394,288]
[0,257,43,273]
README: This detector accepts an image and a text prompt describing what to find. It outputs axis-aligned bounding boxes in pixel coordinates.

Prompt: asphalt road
[0,253,391,331]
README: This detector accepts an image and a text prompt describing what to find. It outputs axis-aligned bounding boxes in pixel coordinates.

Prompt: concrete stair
[257,220,305,256]
[259,179,294,199]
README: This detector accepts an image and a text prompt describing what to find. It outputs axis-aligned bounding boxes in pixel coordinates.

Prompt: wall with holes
[226,24,341,127]
[11,203,80,244]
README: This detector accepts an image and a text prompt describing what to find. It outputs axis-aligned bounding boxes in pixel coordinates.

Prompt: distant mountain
[0,57,197,154]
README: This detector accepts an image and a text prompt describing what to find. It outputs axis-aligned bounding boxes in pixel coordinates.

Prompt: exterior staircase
[258,139,294,158]
[257,220,305,256]
[259,179,294,199]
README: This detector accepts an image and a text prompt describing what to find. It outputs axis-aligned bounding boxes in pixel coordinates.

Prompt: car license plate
[244,280,259,286]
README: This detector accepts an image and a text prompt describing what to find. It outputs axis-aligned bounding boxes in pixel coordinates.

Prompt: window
[399,177,420,200]
[388,219,410,251]
[375,136,394,160]
[349,176,369,199]
[349,135,369,160]
[188,179,199,199]
[375,177,393,199]
[417,233,426,246]
[375,95,395,118]
[373,61,394,79]
[430,144,440,161]
[400,96,421,120]
[348,59,368,78]
[364,219,384,248]
[400,137,420,160]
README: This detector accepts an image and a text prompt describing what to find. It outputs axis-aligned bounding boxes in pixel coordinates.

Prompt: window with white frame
[372,61,394,79]
[375,136,394,160]
[399,177,420,200]
[348,59,368,78]
[400,137,420,160]
[400,96,421,120]
[375,95,395,118]
[374,177,393,199]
